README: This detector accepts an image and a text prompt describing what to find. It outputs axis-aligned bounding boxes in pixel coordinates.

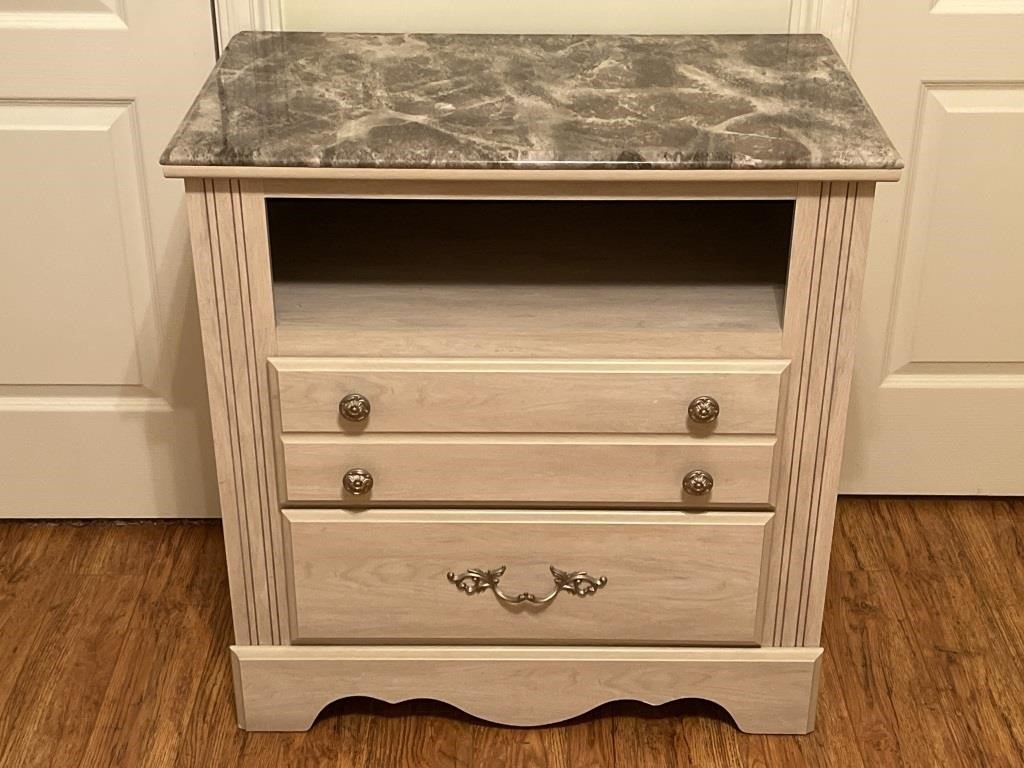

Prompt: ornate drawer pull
[687,395,720,424]
[447,565,608,606]
[342,468,373,495]
[682,469,714,496]
[339,393,371,422]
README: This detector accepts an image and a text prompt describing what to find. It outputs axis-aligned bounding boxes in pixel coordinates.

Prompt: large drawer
[280,436,777,506]
[283,509,774,646]
[271,359,788,435]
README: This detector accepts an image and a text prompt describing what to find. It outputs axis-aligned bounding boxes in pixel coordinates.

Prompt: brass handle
[342,468,373,495]
[339,393,371,422]
[682,469,714,496]
[688,395,720,424]
[447,565,607,606]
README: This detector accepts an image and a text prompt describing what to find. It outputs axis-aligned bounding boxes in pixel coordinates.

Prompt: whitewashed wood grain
[282,509,773,646]
[231,644,823,733]
[271,358,788,435]
[280,435,778,506]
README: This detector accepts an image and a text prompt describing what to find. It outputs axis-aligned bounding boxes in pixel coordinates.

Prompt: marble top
[161,32,901,173]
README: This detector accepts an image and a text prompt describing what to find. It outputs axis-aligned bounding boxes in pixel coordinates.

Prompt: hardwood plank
[840,500,990,765]
[469,707,613,768]
[946,498,1024,608]
[0,525,73,720]
[558,713,615,768]
[79,525,228,768]
[173,604,246,768]
[0,521,100,580]
[359,700,473,768]
[0,526,144,768]
[816,570,902,764]
[665,701,745,767]
[828,497,887,572]
[488,725,567,768]
[612,702,680,768]
[888,499,1024,763]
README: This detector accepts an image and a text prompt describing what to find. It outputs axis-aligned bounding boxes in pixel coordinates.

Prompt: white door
[277,0,793,33]
[841,0,1024,494]
[0,1,218,516]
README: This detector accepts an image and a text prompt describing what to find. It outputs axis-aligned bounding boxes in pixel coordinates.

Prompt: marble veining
[161,32,901,172]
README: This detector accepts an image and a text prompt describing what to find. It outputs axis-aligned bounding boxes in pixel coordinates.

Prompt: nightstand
[162,32,901,734]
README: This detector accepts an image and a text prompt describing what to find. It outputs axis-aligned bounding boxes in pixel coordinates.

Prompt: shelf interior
[267,198,794,359]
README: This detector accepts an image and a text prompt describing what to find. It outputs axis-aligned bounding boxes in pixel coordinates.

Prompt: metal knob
[682,469,714,496]
[339,393,371,422]
[343,468,374,495]
[688,395,720,424]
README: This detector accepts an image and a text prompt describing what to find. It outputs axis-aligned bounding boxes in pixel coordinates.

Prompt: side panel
[767,182,875,646]
[184,178,287,645]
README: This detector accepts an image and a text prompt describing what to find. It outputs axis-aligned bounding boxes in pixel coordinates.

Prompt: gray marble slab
[161,32,901,172]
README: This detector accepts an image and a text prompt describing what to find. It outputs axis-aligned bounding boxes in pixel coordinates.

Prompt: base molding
[230,645,823,734]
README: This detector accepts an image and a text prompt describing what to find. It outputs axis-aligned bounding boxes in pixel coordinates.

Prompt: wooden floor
[1,498,1021,767]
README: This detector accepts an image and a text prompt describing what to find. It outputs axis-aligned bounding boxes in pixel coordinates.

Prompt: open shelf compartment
[267,198,794,359]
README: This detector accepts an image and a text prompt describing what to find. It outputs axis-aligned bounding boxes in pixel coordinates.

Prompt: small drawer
[280,436,776,506]
[271,359,788,435]
[283,509,774,646]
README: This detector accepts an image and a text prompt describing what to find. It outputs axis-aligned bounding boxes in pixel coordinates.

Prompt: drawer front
[271,359,787,435]
[281,437,776,506]
[283,509,773,646]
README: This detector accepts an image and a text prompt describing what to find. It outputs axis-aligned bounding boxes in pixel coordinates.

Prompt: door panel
[1,103,143,384]
[0,0,124,21]
[841,1,1024,493]
[897,87,1024,365]
[0,1,218,516]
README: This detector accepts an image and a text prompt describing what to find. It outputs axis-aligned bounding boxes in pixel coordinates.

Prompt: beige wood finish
[280,436,777,506]
[180,173,886,732]
[765,182,875,647]
[274,282,785,360]
[182,178,805,649]
[282,510,773,646]
[271,359,788,435]
[184,178,288,645]
[841,1,1024,494]
[0,0,216,517]
[230,645,823,733]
